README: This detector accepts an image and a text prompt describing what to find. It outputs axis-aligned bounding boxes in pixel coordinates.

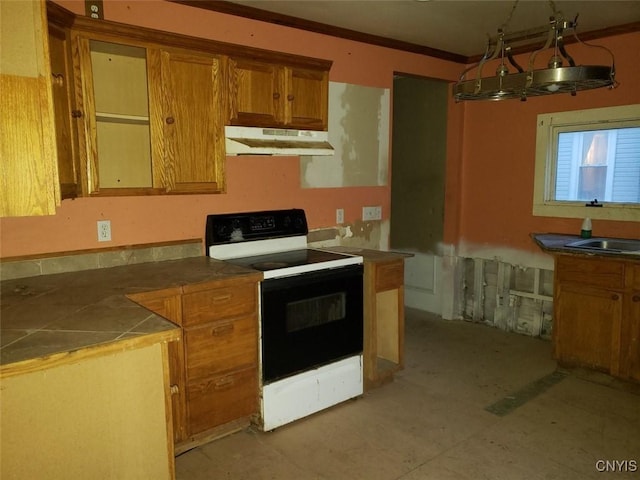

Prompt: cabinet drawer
[182,284,256,327]
[556,255,625,289]
[187,368,257,434]
[184,315,257,379]
[375,260,404,292]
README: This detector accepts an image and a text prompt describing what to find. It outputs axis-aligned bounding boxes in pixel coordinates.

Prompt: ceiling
[197,1,640,61]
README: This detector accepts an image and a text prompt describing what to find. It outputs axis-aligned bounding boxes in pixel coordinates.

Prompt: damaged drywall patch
[308,220,389,250]
[301,82,390,188]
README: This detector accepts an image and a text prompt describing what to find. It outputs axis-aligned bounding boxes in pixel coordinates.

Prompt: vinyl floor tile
[175,309,640,480]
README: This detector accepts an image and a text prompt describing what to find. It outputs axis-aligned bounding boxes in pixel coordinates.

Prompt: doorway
[390,74,449,314]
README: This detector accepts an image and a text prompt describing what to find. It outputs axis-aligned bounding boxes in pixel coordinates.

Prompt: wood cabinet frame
[43,1,332,200]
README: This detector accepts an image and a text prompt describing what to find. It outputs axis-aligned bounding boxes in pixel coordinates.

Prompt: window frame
[533,104,640,222]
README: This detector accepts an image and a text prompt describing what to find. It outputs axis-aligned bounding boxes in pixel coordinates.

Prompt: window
[533,104,640,222]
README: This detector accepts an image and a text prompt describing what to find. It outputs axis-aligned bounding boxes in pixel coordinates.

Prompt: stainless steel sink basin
[565,238,640,254]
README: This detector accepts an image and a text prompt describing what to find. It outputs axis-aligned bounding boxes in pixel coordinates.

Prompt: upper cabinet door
[48,21,81,199]
[228,57,329,131]
[75,37,155,195]
[150,49,225,194]
[75,38,226,196]
[286,66,328,130]
[0,0,60,217]
[228,58,283,128]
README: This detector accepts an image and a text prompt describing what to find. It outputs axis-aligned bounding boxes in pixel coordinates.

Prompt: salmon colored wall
[454,32,640,257]
[0,0,460,259]
[1,1,636,261]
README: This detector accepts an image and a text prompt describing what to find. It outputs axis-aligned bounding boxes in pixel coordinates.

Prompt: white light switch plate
[362,206,382,221]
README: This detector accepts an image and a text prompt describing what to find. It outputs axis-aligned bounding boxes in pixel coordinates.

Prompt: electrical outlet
[336,208,344,224]
[362,206,382,221]
[97,220,111,242]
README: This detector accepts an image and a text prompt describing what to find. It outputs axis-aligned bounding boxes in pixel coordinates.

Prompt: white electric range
[205,209,364,430]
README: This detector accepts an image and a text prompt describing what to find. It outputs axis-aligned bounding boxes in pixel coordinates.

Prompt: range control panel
[205,209,308,246]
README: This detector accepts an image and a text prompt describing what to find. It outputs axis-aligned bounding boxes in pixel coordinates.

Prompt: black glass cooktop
[224,248,352,272]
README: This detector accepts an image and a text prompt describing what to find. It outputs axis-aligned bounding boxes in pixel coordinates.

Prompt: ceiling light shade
[453,8,617,102]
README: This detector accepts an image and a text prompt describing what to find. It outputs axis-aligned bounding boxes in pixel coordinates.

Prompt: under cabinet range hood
[225,126,334,156]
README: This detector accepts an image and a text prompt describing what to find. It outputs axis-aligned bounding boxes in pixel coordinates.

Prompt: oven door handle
[261,264,363,292]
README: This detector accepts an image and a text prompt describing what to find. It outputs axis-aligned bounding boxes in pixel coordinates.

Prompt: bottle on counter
[581,217,592,238]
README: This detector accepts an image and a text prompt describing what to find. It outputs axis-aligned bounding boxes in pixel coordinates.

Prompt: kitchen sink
[565,238,640,254]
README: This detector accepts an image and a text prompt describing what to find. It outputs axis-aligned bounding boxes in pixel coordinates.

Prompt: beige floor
[176,308,640,480]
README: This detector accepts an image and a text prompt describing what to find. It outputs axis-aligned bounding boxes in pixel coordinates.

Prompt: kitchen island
[0,256,261,479]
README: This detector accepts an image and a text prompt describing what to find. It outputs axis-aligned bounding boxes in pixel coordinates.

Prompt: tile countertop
[532,233,640,261]
[0,256,262,375]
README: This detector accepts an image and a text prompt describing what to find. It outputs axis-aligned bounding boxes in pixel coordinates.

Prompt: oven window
[286,292,346,332]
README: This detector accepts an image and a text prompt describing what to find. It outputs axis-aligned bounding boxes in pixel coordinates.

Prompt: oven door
[260,264,363,384]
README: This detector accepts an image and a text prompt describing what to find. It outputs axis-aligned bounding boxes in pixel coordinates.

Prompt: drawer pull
[212,323,234,336]
[214,377,235,390]
[170,384,179,395]
[633,295,640,302]
[212,293,232,303]
[611,294,620,301]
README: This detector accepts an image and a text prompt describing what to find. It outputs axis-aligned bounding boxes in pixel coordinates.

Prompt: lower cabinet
[363,255,407,390]
[129,275,260,453]
[554,255,640,382]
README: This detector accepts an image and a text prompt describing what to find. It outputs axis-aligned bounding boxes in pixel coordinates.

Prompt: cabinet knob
[611,294,620,301]
[71,110,83,118]
[166,117,175,124]
[287,94,295,101]
[51,73,64,87]
[633,295,640,302]
[170,384,179,395]
[273,92,281,100]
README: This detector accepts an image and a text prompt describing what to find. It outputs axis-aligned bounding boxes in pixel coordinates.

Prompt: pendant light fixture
[453,0,617,102]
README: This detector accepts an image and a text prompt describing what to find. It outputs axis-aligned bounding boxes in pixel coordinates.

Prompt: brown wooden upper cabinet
[9,2,333,206]
[73,34,225,195]
[228,57,329,131]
